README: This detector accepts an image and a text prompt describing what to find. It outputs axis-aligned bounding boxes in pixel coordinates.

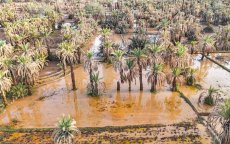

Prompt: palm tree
[201,36,214,60]
[52,115,81,144]
[0,40,13,57]
[189,40,198,54]
[19,43,31,55]
[112,49,125,91]
[0,56,16,85]
[157,18,170,32]
[0,70,12,107]
[57,41,77,90]
[124,59,137,91]
[199,86,219,106]
[100,28,112,41]
[168,67,182,92]
[33,52,47,70]
[84,51,95,94]
[219,99,230,144]
[102,40,113,62]
[131,48,146,91]
[147,64,166,92]
[146,43,163,65]
[173,42,189,68]
[16,54,40,95]
[73,33,85,64]
[185,68,197,86]
[90,72,105,96]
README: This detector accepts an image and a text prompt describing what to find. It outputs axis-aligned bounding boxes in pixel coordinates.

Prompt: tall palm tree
[189,40,198,54]
[57,41,77,90]
[168,67,182,92]
[84,51,95,94]
[73,33,85,64]
[102,40,113,62]
[124,59,137,91]
[90,72,105,96]
[201,36,214,60]
[173,42,189,68]
[0,70,12,107]
[147,64,166,92]
[112,49,125,91]
[146,43,163,65]
[131,48,146,91]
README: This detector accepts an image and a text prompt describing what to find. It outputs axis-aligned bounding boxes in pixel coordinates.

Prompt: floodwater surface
[1,54,229,128]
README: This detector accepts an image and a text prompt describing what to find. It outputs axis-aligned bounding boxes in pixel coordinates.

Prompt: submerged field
[0,38,229,143]
[0,0,230,143]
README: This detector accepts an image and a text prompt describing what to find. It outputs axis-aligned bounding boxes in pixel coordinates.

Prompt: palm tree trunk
[95,82,99,96]
[182,0,185,11]
[128,70,132,91]
[89,63,94,94]
[172,77,177,91]
[77,48,81,64]
[47,47,52,61]
[1,92,8,107]
[27,86,32,95]
[150,82,156,92]
[201,45,206,60]
[128,79,131,91]
[120,69,124,83]
[70,64,77,90]
[151,75,157,92]
[117,81,120,91]
[10,70,16,85]
[105,48,109,62]
[138,58,143,91]
[63,63,66,75]
[191,47,194,54]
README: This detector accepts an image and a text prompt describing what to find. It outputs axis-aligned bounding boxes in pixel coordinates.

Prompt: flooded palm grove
[0,0,230,144]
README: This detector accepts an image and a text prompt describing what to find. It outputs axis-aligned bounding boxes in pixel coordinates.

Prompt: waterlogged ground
[0,63,196,128]
[0,55,229,129]
[209,53,230,69]
[190,55,230,112]
[0,32,229,143]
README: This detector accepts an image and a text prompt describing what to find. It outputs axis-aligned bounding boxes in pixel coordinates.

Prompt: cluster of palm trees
[0,40,46,107]
[0,2,58,107]
[57,18,97,90]
[95,27,196,93]
[0,2,58,27]
[5,17,53,46]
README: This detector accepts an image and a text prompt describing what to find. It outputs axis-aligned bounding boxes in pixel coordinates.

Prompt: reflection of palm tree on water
[197,58,212,82]
[164,93,182,120]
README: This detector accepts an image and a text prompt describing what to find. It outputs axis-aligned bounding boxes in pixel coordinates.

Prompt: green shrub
[204,96,215,106]
[8,83,29,100]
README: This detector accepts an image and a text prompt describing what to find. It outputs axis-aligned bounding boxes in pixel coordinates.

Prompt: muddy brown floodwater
[0,54,229,129]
